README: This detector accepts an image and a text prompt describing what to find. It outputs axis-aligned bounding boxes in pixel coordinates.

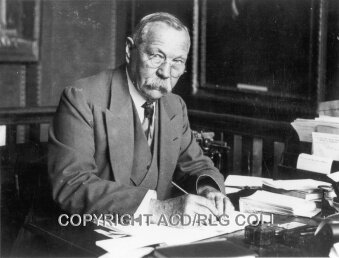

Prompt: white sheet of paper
[328,171,339,182]
[224,175,273,188]
[96,237,158,257]
[98,247,154,258]
[96,211,251,256]
[291,119,317,142]
[263,178,331,190]
[329,242,339,258]
[312,132,339,160]
[297,153,333,174]
[94,229,127,239]
[0,126,6,146]
[316,116,339,123]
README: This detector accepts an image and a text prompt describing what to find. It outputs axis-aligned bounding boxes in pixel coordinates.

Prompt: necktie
[142,102,154,144]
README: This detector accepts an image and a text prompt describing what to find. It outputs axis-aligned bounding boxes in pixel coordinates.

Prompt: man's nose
[157,61,171,78]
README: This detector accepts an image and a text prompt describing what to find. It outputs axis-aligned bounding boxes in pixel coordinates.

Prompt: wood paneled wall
[40,0,129,106]
[0,0,130,143]
[0,0,130,110]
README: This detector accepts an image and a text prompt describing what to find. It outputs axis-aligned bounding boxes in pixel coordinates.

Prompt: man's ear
[125,37,134,64]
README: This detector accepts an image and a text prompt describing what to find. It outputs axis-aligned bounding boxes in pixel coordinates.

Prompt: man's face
[126,22,190,102]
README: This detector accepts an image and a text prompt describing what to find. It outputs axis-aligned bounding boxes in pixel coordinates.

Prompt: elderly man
[49,12,233,224]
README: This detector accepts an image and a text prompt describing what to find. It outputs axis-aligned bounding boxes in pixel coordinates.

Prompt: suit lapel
[130,104,152,186]
[105,67,134,185]
[157,97,181,199]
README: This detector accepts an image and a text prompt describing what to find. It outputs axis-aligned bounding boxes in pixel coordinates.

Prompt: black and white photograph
[0,0,339,257]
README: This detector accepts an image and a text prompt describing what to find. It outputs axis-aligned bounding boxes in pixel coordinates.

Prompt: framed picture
[0,0,40,62]
[192,0,328,118]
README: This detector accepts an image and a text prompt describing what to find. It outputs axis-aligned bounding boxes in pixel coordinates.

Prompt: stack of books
[225,175,333,217]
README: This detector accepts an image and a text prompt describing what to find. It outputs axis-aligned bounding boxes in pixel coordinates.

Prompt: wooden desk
[12,211,106,257]
[12,210,329,258]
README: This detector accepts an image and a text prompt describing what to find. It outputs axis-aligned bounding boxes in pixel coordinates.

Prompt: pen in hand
[171,181,227,224]
[171,181,214,225]
[171,181,188,194]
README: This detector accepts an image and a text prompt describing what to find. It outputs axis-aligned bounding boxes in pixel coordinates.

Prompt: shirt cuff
[196,175,222,194]
[134,190,157,217]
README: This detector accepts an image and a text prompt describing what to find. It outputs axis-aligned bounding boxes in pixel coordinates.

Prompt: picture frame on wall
[0,0,40,62]
[193,0,329,119]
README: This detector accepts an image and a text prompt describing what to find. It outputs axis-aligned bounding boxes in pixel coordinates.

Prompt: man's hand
[149,194,219,226]
[198,185,235,216]
[148,188,235,226]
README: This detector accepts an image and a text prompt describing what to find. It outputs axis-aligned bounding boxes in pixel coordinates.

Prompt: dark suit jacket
[48,66,225,216]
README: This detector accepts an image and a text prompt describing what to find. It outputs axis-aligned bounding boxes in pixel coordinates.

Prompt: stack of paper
[291,116,339,142]
[291,119,318,142]
[239,190,321,218]
[262,179,332,200]
[296,153,336,174]
[224,175,273,194]
[263,178,331,191]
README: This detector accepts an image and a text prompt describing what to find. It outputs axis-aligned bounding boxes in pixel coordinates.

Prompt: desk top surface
[14,210,330,258]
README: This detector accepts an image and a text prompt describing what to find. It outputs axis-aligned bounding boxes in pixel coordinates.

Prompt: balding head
[132,12,190,48]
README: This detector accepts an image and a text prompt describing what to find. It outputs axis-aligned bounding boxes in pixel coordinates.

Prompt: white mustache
[144,78,171,94]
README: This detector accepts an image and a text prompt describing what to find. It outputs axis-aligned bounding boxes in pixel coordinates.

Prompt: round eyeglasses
[135,45,186,78]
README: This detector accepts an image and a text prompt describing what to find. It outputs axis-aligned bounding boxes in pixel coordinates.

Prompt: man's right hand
[148,194,220,226]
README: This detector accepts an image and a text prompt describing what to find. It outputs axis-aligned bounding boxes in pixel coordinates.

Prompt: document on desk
[291,119,318,142]
[95,211,251,257]
[316,115,339,124]
[297,153,333,174]
[98,247,154,258]
[291,117,339,142]
[224,175,273,193]
[312,132,339,161]
[263,178,331,191]
[0,125,6,146]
